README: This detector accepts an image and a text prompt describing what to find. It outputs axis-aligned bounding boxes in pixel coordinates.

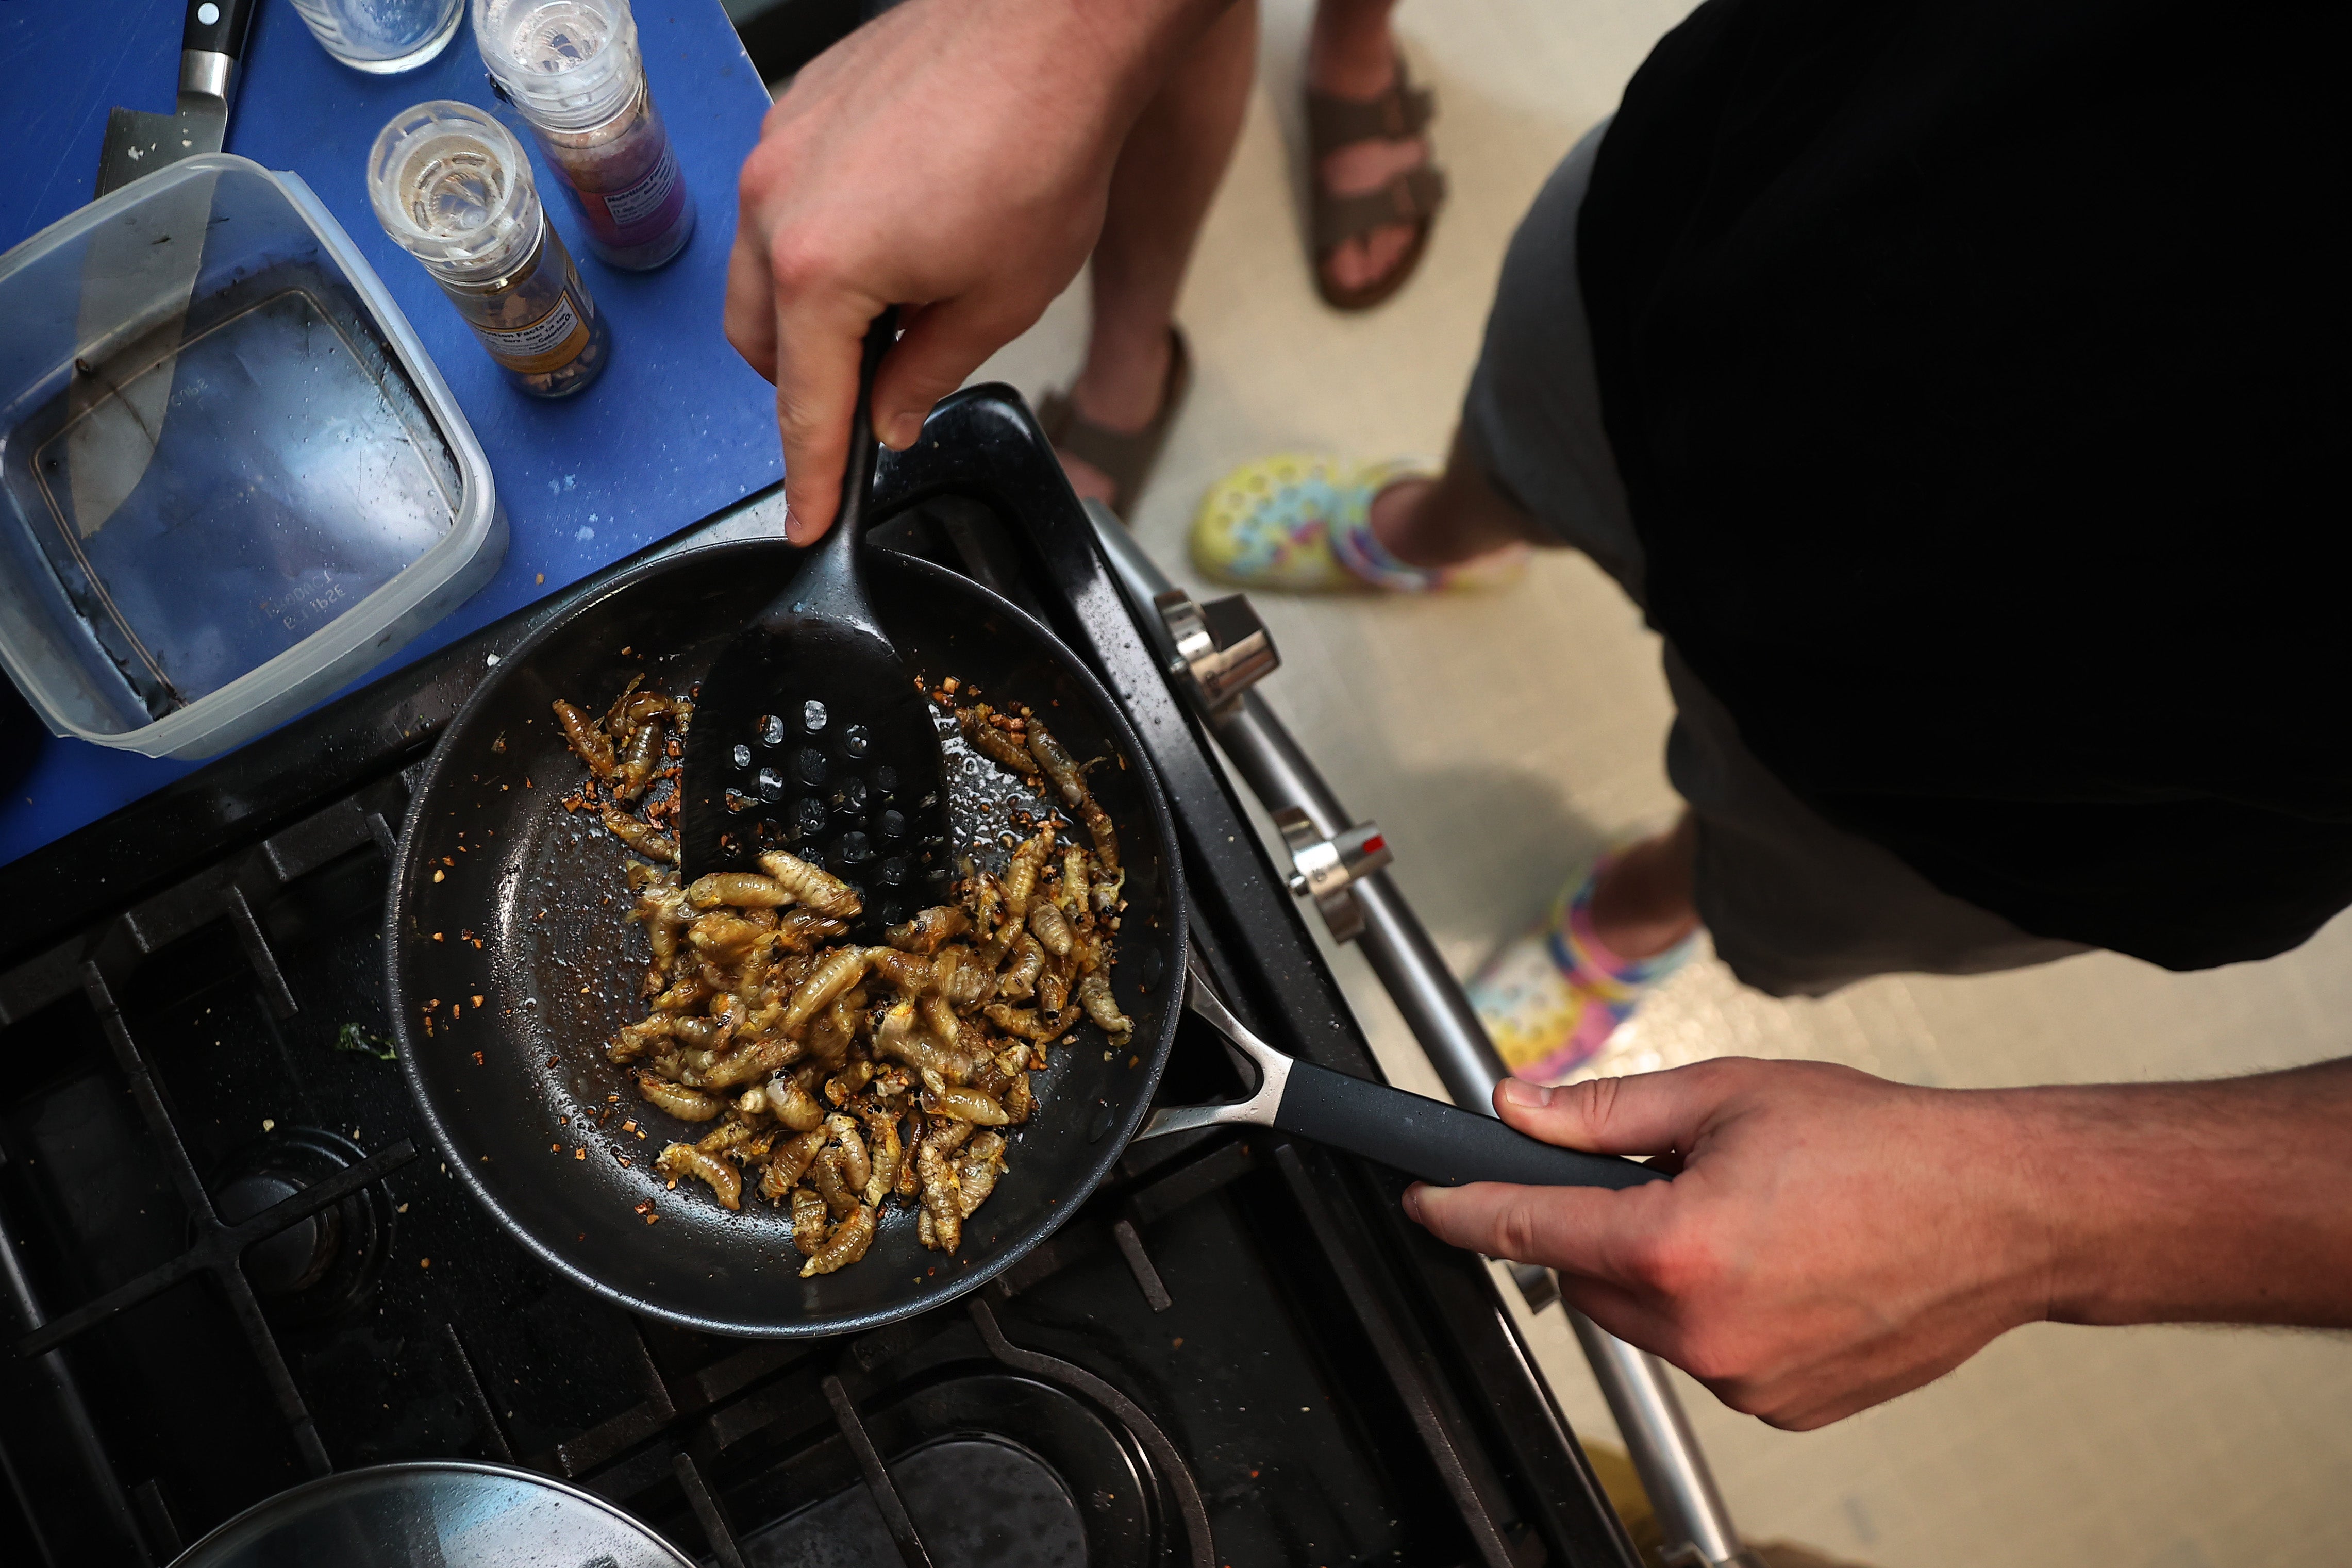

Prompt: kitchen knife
[68,0,260,543]
[95,0,261,199]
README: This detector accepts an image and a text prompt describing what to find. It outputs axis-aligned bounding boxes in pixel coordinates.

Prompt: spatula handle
[827,308,897,547]
[766,308,899,636]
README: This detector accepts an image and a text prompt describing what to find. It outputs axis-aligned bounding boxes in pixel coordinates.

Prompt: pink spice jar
[471,0,696,271]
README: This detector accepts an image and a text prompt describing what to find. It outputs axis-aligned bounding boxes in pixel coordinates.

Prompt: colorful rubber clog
[1469,852,1699,1083]
[1190,453,1526,593]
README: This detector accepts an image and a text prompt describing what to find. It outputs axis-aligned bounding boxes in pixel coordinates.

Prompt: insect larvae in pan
[629,876,690,962]
[958,705,1040,775]
[996,935,1045,1003]
[695,1119,756,1159]
[862,1109,903,1205]
[605,1015,673,1065]
[983,1003,1082,1048]
[808,1146,859,1220]
[656,1143,741,1209]
[1000,823,1055,921]
[686,871,794,909]
[762,1127,828,1199]
[600,674,646,735]
[1091,865,1125,919]
[886,905,969,954]
[824,1058,876,1106]
[637,1072,724,1121]
[763,1074,826,1131]
[864,946,935,996]
[924,1083,1010,1126]
[915,1136,963,1253]
[969,875,1004,943]
[603,808,677,863]
[612,712,667,803]
[781,948,870,1037]
[697,1035,803,1090]
[1027,899,1076,959]
[955,1131,1007,1219]
[941,947,993,1011]
[1025,719,1118,871]
[825,1112,872,1193]
[687,912,766,963]
[1076,972,1133,1039]
[553,699,616,777]
[802,1203,876,1276]
[1036,957,1071,1018]
[756,849,862,920]
[553,675,1129,1277]
[790,1185,831,1254]
[919,991,962,1049]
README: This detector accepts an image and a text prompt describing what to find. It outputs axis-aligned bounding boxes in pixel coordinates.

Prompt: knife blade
[96,0,261,199]
[69,0,260,543]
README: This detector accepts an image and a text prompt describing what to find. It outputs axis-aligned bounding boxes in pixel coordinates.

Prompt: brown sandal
[1038,326,1192,520]
[1307,61,1448,312]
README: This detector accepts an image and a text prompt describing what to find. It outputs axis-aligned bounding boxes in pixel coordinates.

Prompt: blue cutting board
[0,0,786,867]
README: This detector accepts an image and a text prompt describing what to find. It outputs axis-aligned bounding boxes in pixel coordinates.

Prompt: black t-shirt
[1578,0,2348,970]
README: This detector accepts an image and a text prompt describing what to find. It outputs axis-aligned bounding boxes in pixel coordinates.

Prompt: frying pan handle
[1273,1058,1665,1190]
[1170,956,1660,1189]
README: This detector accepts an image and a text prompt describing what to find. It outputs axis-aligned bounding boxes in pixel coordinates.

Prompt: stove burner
[745,1437,1085,1568]
[205,1127,392,1325]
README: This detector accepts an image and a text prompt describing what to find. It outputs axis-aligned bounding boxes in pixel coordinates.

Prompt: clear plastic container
[0,154,503,760]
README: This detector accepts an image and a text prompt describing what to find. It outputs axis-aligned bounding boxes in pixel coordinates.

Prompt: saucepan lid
[170,1460,695,1568]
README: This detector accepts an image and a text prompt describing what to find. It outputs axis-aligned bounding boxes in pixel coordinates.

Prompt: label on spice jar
[469,284,592,375]
[559,144,687,252]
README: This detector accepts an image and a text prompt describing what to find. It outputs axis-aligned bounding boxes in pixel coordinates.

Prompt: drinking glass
[287,0,465,73]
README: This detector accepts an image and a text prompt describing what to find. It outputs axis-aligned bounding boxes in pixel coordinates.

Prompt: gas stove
[0,388,1636,1568]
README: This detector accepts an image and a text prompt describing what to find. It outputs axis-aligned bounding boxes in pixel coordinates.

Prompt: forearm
[2010,1058,2352,1329]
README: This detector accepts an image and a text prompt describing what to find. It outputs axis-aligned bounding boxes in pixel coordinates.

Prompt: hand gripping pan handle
[1137,959,1664,1190]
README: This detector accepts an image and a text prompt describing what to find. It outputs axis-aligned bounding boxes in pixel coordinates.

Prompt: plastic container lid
[0,154,504,760]
[473,0,643,131]
[170,1461,695,1567]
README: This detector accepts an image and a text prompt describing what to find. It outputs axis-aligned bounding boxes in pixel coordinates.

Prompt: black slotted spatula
[677,311,953,937]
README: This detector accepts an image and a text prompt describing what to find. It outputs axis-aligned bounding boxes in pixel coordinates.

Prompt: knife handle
[184,0,260,65]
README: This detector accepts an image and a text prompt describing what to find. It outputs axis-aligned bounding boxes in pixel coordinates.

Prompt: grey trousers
[1457,121,2086,997]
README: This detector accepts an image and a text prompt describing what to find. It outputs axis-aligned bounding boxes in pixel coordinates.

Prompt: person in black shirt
[725,0,2352,1429]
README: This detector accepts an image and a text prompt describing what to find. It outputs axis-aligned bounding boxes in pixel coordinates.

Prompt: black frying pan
[390,533,1655,1339]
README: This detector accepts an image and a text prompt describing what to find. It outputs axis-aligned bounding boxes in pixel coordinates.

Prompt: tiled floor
[960,2,2352,1563]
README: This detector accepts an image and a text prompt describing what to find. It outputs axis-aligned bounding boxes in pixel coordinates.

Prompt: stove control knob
[1273,807,1393,944]
[1155,589,1278,718]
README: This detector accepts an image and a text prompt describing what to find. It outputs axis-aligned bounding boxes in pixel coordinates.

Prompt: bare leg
[1370,447,1703,956]
[1308,0,1425,296]
[1059,0,1258,505]
[1590,812,1700,959]
[1365,425,1551,566]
